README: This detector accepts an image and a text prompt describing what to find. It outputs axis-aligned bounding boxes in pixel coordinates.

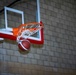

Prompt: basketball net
[16,22,43,44]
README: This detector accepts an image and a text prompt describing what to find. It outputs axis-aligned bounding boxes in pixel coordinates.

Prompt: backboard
[0,0,44,44]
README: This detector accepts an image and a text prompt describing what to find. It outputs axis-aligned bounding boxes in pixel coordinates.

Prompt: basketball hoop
[13,22,43,42]
[13,22,43,51]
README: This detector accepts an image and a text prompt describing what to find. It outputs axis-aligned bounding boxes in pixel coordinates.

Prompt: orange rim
[13,22,43,37]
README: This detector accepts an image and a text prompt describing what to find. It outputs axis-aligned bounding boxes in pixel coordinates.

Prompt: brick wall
[0,0,76,75]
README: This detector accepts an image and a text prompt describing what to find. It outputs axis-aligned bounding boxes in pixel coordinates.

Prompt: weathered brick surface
[0,0,76,75]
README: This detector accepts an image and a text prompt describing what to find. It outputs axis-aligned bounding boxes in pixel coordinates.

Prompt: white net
[17,22,43,43]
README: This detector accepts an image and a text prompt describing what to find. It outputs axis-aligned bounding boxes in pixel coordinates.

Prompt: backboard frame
[0,0,44,44]
[4,6,24,29]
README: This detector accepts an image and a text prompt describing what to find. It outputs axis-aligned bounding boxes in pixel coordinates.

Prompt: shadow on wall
[0,61,76,75]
